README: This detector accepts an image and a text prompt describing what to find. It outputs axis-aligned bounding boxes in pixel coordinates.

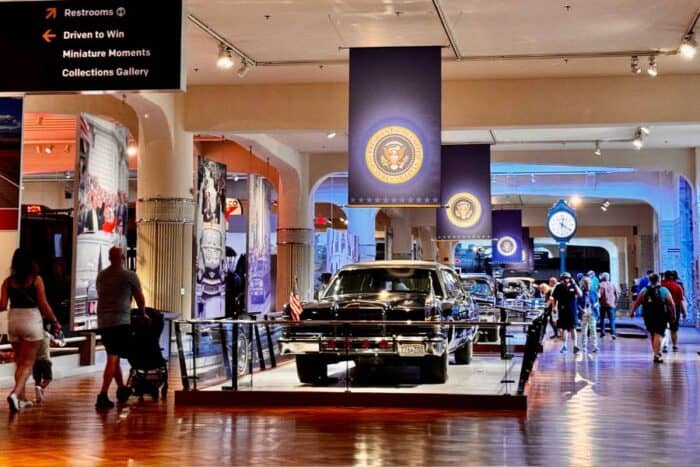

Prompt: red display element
[0,209,18,230]
[314,216,328,226]
[26,205,42,214]
[224,198,241,220]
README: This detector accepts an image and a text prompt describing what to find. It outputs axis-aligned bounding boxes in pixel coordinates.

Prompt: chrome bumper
[280,335,446,357]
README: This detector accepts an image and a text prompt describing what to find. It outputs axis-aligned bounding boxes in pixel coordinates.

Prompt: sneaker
[116,386,132,404]
[600,333,605,338]
[18,399,33,409]
[573,346,581,354]
[654,354,664,363]
[95,392,115,409]
[662,345,668,353]
[7,393,19,413]
[612,335,617,340]
[673,346,679,352]
[549,334,559,340]
[34,386,44,403]
[560,346,568,354]
[592,346,599,353]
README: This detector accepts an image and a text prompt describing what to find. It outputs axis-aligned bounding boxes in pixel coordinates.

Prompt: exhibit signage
[491,210,523,264]
[72,113,130,330]
[195,157,227,319]
[0,98,22,230]
[348,47,441,206]
[437,144,492,240]
[0,0,183,93]
[247,174,274,315]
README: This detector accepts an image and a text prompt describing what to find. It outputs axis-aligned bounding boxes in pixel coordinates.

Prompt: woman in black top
[0,249,61,412]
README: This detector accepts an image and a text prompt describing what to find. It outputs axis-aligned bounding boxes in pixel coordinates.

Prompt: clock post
[546,199,578,275]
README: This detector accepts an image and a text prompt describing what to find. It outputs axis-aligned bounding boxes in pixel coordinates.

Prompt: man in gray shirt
[95,246,147,409]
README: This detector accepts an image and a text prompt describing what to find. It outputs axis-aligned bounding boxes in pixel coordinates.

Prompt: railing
[516,310,547,395]
[174,317,529,397]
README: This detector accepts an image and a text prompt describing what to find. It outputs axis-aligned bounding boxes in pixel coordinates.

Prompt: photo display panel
[348,47,441,206]
[437,144,492,240]
[0,98,22,230]
[0,0,183,93]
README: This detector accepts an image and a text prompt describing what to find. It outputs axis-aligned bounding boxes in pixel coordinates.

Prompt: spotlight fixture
[601,199,611,212]
[216,44,235,70]
[530,173,536,184]
[233,174,239,182]
[600,205,608,212]
[236,61,252,78]
[633,128,644,150]
[327,131,337,139]
[593,141,601,156]
[680,32,697,59]
[43,144,54,155]
[126,144,138,157]
[569,195,582,207]
[647,56,658,77]
[630,55,641,74]
[640,126,650,136]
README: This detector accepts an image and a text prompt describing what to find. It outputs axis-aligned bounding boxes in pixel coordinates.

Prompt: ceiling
[261,122,700,153]
[185,0,700,84]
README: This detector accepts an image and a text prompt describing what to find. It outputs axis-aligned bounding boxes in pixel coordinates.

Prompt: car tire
[295,355,327,384]
[420,352,448,383]
[454,339,473,365]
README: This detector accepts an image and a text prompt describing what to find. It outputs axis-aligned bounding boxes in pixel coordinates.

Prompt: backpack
[643,285,665,317]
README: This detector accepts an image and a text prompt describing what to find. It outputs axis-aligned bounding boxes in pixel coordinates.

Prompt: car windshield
[324,267,442,298]
[462,279,492,296]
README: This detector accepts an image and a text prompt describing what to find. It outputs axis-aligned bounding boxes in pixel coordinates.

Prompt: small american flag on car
[289,280,303,321]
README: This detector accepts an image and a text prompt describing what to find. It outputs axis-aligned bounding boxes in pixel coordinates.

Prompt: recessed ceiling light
[569,195,582,207]
[44,144,54,155]
[127,144,138,157]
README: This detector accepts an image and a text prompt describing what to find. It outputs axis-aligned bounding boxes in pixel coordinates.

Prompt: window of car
[441,269,462,298]
[324,267,444,297]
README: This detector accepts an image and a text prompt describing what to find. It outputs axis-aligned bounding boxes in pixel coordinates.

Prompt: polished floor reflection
[1,329,699,466]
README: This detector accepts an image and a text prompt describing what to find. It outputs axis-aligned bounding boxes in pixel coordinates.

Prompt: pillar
[132,93,195,318]
[390,216,413,260]
[347,207,378,262]
[419,226,437,261]
[436,241,456,266]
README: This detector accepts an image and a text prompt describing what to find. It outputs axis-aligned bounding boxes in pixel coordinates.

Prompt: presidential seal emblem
[496,236,518,257]
[365,126,423,184]
[446,192,482,228]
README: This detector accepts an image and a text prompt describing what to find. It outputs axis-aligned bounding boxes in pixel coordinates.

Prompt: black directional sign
[0,0,184,93]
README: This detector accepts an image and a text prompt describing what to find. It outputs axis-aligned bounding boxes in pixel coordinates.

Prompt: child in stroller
[123,308,168,402]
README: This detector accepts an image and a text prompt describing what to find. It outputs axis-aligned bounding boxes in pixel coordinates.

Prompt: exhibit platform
[175,355,528,412]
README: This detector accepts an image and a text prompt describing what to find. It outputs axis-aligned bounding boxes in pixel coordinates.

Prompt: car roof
[343,260,447,270]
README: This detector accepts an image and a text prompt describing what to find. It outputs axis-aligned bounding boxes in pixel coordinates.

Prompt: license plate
[399,343,425,356]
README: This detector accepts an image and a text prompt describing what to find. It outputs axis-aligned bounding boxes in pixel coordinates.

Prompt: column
[436,241,456,266]
[419,226,437,262]
[133,93,195,318]
[390,216,413,260]
[347,207,378,262]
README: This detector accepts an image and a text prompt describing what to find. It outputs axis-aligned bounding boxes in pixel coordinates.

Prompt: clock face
[548,211,577,239]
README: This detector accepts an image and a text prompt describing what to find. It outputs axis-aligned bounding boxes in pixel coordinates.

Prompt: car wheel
[295,355,327,384]
[236,332,250,377]
[454,339,473,365]
[420,352,448,383]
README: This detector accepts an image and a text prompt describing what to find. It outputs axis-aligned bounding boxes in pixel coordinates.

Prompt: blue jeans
[599,306,616,335]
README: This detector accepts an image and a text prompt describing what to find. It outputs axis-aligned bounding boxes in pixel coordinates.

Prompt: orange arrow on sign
[45,7,57,20]
[42,29,56,43]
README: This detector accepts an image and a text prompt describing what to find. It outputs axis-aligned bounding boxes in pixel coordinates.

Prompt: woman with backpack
[629,273,676,363]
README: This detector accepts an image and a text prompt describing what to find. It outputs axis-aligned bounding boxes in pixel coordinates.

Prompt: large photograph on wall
[73,114,130,330]
[195,157,227,319]
[247,174,273,315]
[0,98,22,231]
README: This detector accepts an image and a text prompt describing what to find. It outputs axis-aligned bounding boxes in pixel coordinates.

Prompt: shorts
[669,319,680,333]
[101,324,132,358]
[33,358,53,383]
[8,308,44,342]
[643,313,667,336]
[557,307,577,331]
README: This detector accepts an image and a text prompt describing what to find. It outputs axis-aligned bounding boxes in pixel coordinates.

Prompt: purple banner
[492,210,523,263]
[437,144,491,240]
[348,47,441,206]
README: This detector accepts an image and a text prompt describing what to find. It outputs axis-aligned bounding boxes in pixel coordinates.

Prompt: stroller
[125,308,168,402]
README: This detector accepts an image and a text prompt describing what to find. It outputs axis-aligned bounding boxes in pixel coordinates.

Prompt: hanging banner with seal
[348,47,441,206]
[437,144,491,240]
[491,210,523,264]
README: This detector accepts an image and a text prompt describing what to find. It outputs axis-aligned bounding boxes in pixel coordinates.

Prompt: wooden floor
[1,329,700,466]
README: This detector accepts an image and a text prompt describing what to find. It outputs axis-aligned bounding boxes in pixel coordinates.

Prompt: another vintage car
[280,261,479,384]
[460,273,497,307]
